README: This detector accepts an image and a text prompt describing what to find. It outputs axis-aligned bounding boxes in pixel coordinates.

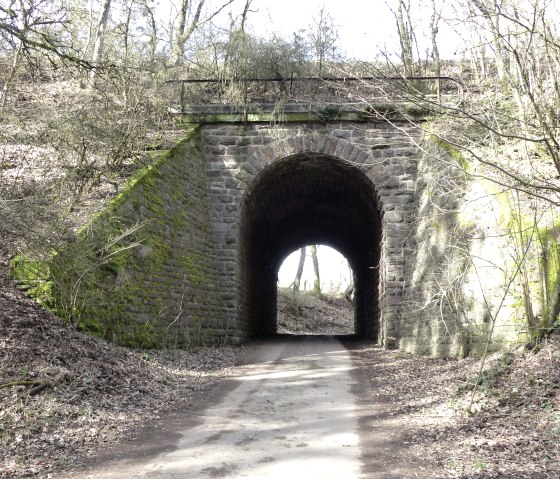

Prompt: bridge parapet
[170,102,432,124]
[165,75,463,115]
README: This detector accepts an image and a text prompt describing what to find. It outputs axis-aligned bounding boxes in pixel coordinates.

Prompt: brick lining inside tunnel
[238,153,383,339]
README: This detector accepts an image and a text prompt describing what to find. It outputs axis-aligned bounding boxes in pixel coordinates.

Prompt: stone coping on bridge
[170,102,431,124]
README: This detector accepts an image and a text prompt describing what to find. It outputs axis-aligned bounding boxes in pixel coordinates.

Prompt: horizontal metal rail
[166,75,464,118]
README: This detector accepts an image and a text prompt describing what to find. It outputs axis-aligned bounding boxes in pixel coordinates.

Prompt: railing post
[180,81,186,117]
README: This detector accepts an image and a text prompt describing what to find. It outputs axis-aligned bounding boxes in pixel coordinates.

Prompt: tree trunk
[293,247,306,295]
[172,0,212,66]
[470,0,507,81]
[144,3,158,63]
[123,0,134,64]
[171,0,236,65]
[122,0,134,108]
[239,0,253,33]
[90,0,112,86]
[1,41,22,109]
[344,262,354,303]
[310,245,321,297]
[395,0,414,77]
[546,269,560,330]
[428,0,441,98]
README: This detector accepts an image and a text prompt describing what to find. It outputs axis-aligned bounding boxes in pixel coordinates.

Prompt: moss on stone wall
[424,169,560,352]
[429,133,470,172]
[107,127,199,212]
[537,220,560,331]
[539,222,560,290]
[49,218,149,346]
[11,125,222,348]
[404,134,538,357]
[9,254,53,309]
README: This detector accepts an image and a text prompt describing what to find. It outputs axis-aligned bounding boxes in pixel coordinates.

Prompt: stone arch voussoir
[263,134,390,213]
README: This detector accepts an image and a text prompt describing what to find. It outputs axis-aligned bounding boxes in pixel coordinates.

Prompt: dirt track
[58,337,427,479]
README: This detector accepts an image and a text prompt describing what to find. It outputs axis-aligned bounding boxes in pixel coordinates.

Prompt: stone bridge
[57,103,521,357]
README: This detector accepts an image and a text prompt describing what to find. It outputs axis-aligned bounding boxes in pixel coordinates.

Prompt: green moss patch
[9,254,53,309]
[10,126,217,349]
[538,220,560,331]
[429,133,470,172]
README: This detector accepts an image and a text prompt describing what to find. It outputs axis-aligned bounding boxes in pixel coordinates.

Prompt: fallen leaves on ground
[277,288,353,335]
[1,281,559,478]
[0,282,241,479]
[353,338,560,478]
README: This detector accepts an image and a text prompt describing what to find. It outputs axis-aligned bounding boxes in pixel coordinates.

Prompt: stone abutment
[53,105,525,356]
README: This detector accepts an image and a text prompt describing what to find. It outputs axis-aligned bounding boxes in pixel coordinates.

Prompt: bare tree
[310,245,321,297]
[292,246,306,295]
[307,6,339,76]
[143,1,159,63]
[1,31,22,109]
[171,0,235,66]
[394,0,415,76]
[470,0,508,81]
[0,0,90,100]
[428,0,441,95]
[89,0,112,85]
[238,0,254,33]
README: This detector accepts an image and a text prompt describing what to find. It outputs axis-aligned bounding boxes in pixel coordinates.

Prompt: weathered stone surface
[59,114,525,356]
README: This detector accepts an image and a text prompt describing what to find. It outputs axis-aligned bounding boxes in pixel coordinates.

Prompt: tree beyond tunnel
[238,153,382,339]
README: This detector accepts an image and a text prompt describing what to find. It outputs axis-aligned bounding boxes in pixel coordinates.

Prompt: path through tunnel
[238,153,383,340]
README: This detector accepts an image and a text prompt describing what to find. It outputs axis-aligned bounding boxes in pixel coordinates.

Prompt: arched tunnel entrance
[238,153,383,340]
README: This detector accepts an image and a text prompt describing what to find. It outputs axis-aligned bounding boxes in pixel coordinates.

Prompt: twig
[0,379,49,392]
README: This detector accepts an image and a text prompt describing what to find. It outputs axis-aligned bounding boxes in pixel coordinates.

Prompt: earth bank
[0,284,559,478]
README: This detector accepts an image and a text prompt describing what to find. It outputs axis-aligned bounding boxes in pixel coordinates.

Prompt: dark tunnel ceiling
[242,153,382,271]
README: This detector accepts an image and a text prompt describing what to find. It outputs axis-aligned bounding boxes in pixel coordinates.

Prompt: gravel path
[54,337,427,479]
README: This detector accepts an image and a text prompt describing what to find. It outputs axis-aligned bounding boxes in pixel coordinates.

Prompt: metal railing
[165,75,464,114]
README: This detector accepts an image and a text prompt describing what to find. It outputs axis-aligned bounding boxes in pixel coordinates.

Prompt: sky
[240,0,461,60]
[277,246,352,294]
[249,0,398,60]
[152,0,462,63]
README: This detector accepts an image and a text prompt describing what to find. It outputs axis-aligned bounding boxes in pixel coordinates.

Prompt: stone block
[383,211,404,223]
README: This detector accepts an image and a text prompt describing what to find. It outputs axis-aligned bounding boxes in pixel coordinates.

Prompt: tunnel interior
[238,153,383,339]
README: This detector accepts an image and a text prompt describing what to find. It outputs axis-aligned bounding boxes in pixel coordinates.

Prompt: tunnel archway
[238,152,383,340]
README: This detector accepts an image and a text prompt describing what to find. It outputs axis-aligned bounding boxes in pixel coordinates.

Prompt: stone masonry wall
[53,128,229,347]
[402,137,525,357]
[201,121,422,345]
[58,117,526,355]
[202,122,524,355]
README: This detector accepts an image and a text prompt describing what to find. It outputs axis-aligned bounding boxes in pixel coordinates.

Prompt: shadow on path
[60,337,431,479]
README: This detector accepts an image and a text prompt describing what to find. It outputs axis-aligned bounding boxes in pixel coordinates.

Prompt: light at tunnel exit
[277,245,352,295]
